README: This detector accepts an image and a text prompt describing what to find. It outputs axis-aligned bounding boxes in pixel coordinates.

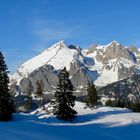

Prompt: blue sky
[0,0,140,73]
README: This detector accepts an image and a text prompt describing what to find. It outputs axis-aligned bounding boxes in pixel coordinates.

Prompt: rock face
[86,41,139,86]
[69,61,89,87]
[105,42,135,61]
[10,40,140,97]
[88,41,136,63]
[19,65,59,94]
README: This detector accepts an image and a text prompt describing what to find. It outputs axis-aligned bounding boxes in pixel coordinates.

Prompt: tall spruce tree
[0,51,13,121]
[52,67,77,121]
[85,81,99,108]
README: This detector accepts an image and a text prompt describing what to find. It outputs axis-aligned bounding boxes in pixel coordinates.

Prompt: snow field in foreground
[0,102,140,140]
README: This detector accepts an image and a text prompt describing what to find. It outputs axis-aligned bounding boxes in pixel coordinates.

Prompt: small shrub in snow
[105,99,116,107]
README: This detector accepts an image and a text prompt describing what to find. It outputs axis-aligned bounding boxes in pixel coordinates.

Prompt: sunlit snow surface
[1,102,140,140]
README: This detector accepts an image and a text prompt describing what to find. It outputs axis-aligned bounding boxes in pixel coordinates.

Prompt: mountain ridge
[10,40,140,96]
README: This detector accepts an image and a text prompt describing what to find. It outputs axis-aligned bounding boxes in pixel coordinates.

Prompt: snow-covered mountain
[10,40,140,96]
[14,41,80,76]
[11,40,96,95]
[86,41,139,86]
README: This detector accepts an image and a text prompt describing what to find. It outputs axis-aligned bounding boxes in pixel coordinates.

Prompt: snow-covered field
[1,102,140,140]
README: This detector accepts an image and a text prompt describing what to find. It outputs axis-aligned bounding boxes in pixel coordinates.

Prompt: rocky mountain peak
[107,40,120,47]
[87,41,136,64]
[47,40,67,51]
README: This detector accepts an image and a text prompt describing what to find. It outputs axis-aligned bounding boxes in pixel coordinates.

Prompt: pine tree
[105,99,115,107]
[85,81,99,108]
[115,98,126,108]
[52,67,77,121]
[131,100,140,112]
[35,80,44,99]
[35,80,44,106]
[25,86,33,112]
[0,51,13,121]
[0,52,9,91]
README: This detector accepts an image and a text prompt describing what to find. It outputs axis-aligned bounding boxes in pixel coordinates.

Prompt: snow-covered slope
[13,41,80,77]
[1,102,140,140]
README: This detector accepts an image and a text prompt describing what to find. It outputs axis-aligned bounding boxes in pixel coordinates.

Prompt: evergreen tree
[105,99,115,107]
[52,67,77,121]
[35,80,44,99]
[85,81,99,108]
[130,100,140,112]
[0,51,13,121]
[35,80,44,106]
[25,86,33,112]
[0,52,9,91]
[115,98,126,108]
